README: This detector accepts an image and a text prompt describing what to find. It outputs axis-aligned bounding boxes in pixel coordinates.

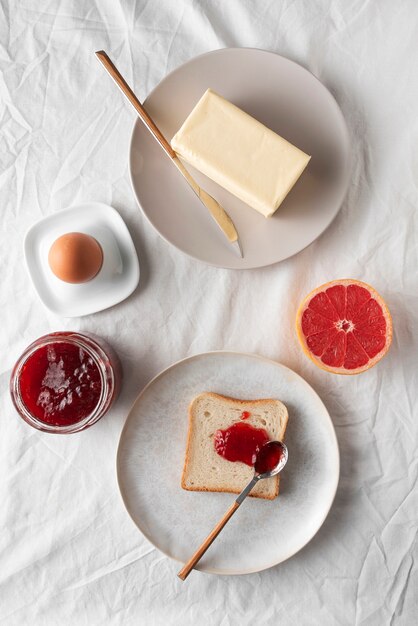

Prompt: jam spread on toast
[214,422,269,466]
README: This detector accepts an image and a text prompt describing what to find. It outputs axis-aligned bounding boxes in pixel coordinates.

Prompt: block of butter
[171,89,311,218]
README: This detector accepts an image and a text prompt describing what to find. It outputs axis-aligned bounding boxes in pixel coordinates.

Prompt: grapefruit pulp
[296,279,392,374]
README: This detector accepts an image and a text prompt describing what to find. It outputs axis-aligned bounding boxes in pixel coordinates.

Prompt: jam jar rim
[10,331,115,434]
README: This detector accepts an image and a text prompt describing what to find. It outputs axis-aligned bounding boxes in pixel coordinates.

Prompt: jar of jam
[10,332,121,434]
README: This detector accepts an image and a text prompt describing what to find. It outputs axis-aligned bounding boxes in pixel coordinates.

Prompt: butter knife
[95,51,243,258]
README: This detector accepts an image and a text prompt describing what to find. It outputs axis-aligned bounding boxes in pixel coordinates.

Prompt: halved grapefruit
[296,279,392,374]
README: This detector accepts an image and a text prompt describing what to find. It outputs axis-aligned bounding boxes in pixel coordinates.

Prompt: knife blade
[95,50,243,258]
[172,156,241,253]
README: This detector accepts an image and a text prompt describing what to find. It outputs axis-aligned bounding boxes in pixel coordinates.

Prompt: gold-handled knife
[95,51,243,258]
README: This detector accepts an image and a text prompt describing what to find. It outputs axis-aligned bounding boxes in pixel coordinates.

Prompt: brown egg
[48,232,103,284]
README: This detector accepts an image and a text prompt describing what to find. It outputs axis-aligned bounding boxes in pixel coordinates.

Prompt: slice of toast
[181,392,289,500]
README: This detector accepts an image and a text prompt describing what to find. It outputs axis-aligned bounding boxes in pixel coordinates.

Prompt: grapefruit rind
[296,279,392,375]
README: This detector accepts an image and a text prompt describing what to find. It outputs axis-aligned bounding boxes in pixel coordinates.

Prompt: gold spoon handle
[95,50,176,159]
[177,501,240,581]
[177,475,259,581]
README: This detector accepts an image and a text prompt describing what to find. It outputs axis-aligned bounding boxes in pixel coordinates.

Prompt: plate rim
[116,350,340,576]
[129,46,351,270]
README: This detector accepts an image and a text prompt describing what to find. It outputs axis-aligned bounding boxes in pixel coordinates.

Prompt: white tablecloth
[1,2,417,624]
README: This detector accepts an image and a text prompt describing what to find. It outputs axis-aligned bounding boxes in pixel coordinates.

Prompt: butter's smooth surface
[171,89,311,217]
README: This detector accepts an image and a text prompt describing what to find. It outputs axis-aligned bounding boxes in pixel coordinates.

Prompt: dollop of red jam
[254,441,284,474]
[18,342,102,426]
[214,422,269,466]
[240,411,251,420]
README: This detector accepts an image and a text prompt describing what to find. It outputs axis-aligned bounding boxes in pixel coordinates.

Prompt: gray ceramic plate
[117,352,339,575]
[129,48,350,269]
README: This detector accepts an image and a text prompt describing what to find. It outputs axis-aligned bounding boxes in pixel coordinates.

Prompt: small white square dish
[24,202,140,317]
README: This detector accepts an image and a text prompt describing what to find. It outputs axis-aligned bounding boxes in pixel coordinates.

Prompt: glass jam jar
[10,332,121,434]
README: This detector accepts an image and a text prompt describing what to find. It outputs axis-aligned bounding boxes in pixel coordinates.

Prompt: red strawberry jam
[214,422,270,466]
[18,342,102,426]
[11,332,120,433]
[254,441,284,474]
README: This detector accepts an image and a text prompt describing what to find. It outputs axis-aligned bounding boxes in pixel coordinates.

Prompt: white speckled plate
[129,48,350,269]
[117,352,339,575]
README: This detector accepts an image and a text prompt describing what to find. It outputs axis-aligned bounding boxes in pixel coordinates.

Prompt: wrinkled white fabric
[0,1,417,624]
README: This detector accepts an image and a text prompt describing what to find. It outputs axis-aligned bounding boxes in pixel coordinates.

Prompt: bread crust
[181,392,288,500]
